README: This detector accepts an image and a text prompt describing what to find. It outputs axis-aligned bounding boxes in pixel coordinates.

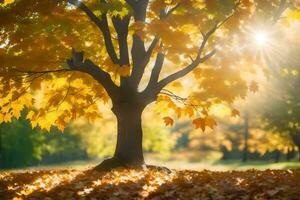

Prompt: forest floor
[1,168,300,200]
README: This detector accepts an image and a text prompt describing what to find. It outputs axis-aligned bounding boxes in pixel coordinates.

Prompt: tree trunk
[290,134,300,162]
[114,107,144,165]
[242,112,249,162]
[274,150,280,163]
[94,104,145,171]
[286,150,295,161]
[0,124,2,168]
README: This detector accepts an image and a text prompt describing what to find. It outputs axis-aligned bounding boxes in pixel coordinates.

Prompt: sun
[254,31,269,46]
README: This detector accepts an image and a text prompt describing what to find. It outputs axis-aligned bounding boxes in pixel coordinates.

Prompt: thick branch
[66,49,119,101]
[130,37,159,88]
[112,15,131,87]
[130,3,180,89]
[129,0,149,88]
[112,16,131,65]
[145,37,160,62]
[68,0,119,64]
[146,50,164,89]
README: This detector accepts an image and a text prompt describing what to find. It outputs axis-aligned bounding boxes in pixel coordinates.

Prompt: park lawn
[1,168,300,200]
[3,154,300,172]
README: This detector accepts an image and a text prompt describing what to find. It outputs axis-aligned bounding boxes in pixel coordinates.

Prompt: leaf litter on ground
[1,168,300,200]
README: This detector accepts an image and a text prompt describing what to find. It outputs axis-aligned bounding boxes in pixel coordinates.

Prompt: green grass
[212,160,300,170]
[2,153,300,172]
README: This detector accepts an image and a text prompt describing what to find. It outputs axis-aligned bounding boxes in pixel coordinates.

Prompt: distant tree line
[0,113,87,169]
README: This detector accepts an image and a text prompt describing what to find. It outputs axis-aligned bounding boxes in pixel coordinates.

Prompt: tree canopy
[0,0,298,132]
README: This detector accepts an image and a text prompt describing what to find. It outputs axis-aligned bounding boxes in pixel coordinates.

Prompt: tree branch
[112,15,131,87]
[11,68,72,75]
[147,51,165,87]
[67,0,119,64]
[154,2,240,93]
[160,3,181,19]
[112,15,131,66]
[130,37,160,88]
[130,3,180,89]
[66,49,119,101]
[146,37,160,59]
[156,50,216,92]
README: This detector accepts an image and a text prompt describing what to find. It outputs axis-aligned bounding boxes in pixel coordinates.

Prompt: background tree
[262,71,300,160]
[0,0,294,170]
[0,113,87,169]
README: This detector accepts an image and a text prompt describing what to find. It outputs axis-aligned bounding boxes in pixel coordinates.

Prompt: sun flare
[254,31,269,46]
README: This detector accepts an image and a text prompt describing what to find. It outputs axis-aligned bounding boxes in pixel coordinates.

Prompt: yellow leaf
[2,0,14,5]
[171,82,183,88]
[286,9,300,20]
[0,113,3,123]
[26,111,35,120]
[60,102,72,111]
[39,112,57,132]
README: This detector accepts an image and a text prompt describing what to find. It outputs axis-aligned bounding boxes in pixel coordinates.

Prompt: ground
[1,168,300,200]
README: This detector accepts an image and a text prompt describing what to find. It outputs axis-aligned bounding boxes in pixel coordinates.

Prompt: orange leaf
[205,117,217,129]
[192,118,206,132]
[193,116,217,131]
[163,116,174,127]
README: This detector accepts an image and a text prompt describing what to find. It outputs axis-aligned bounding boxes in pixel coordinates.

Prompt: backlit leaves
[0,0,291,132]
[163,116,174,127]
[193,116,217,132]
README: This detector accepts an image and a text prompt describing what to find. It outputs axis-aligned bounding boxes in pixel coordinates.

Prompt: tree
[262,72,300,161]
[0,115,44,168]
[0,0,294,170]
[0,113,87,168]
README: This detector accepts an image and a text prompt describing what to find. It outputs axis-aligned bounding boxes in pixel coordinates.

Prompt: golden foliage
[0,0,295,132]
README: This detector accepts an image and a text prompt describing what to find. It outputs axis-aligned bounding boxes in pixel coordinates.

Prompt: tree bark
[94,103,145,171]
[274,150,280,163]
[298,148,300,162]
[290,134,300,162]
[242,112,249,162]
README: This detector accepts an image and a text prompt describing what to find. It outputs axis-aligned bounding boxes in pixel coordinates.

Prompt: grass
[3,156,300,172]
